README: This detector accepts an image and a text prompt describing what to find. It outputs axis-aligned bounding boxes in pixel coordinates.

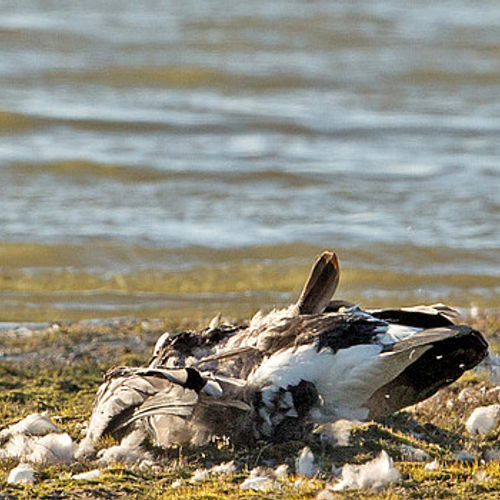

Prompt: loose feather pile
[0,413,74,485]
[0,415,73,465]
[0,413,59,444]
[97,430,153,467]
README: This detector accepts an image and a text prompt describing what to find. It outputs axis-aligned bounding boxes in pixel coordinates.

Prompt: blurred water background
[1,0,500,322]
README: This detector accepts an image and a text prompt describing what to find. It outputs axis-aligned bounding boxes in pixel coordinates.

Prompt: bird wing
[380,325,482,354]
[367,325,488,417]
[86,368,200,443]
[368,304,459,328]
[113,388,198,430]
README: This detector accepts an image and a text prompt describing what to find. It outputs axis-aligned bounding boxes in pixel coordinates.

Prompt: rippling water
[1,0,500,321]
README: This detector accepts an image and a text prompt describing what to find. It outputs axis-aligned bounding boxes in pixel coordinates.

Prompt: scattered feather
[28,433,74,464]
[296,446,317,477]
[274,464,289,480]
[73,469,101,481]
[294,477,314,488]
[466,405,500,435]
[209,461,236,476]
[239,465,285,490]
[314,420,358,446]
[4,434,33,460]
[3,432,73,464]
[7,463,36,484]
[317,489,335,500]
[333,451,400,491]
[97,430,152,466]
[424,460,440,470]
[249,466,274,478]
[240,476,277,491]
[190,468,210,483]
[0,413,59,443]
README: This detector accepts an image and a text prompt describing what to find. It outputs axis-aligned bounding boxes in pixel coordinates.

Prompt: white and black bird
[83,251,488,448]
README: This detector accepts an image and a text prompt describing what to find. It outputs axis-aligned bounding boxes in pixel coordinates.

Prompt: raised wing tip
[296,250,341,315]
[322,250,339,268]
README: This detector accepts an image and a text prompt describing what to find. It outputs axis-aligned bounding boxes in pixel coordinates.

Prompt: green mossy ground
[0,313,499,499]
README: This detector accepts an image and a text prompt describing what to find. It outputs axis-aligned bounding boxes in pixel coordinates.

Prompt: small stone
[466,405,500,435]
[455,450,475,462]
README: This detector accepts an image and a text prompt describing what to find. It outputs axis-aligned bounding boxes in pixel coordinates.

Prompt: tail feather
[296,251,340,315]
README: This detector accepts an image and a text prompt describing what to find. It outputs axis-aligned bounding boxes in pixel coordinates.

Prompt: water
[1,0,500,321]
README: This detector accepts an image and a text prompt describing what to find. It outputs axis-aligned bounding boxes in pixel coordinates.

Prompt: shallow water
[1,0,500,320]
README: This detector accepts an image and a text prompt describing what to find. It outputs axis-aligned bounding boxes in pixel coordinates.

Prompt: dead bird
[82,251,488,449]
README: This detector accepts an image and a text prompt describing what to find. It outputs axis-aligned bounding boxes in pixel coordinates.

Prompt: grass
[0,312,500,499]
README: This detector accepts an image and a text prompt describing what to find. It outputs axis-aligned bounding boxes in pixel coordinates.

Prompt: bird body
[246,311,486,431]
[83,251,488,449]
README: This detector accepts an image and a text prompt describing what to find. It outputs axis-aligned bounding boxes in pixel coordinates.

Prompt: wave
[6,160,322,187]
[2,239,499,275]
[397,68,500,86]
[33,65,317,91]
[1,240,498,321]
[0,110,39,133]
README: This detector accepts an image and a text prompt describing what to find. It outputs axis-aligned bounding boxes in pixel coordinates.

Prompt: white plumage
[248,329,433,422]
[97,429,152,466]
[72,469,101,481]
[0,413,59,444]
[332,451,400,491]
[28,433,74,465]
[7,463,36,485]
[3,432,74,464]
